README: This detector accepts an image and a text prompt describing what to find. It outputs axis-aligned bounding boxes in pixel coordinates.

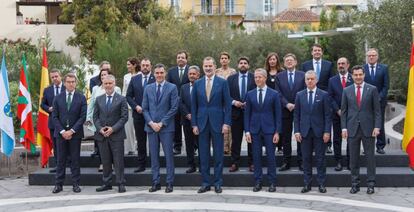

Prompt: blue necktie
[55,86,59,96]
[106,96,112,111]
[370,65,375,80]
[156,84,161,104]
[288,72,294,90]
[308,90,314,110]
[316,61,321,79]
[144,76,148,87]
[259,88,263,106]
[241,74,246,101]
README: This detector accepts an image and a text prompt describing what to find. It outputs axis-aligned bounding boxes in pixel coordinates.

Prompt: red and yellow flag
[37,47,53,167]
[403,43,414,170]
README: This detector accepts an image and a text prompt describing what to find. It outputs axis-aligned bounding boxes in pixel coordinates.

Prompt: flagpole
[7,157,11,177]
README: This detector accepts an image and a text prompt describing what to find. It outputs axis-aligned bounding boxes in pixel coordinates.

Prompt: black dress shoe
[278,163,290,171]
[318,185,327,193]
[173,149,181,155]
[249,165,254,172]
[134,166,145,173]
[96,185,112,192]
[118,185,126,193]
[346,166,351,171]
[350,186,360,194]
[298,164,303,171]
[268,184,276,192]
[52,185,62,194]
[149,184,161,192]
[90,151,98,157]
[197,186,211,193]
[253,183,262,192]
[186,166,197,173]
[165,184,173,193]
[301,185,311,193]
[73,184,81,193]
[334,162,343,171]
[367,187,375,194]
[326,146,333,154]
[229,164,239,172]
[376,148,385,154]
[49,168,56,173]
[214,186,222,193]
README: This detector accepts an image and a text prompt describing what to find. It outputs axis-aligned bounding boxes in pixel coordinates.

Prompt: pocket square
[316,99,321,102]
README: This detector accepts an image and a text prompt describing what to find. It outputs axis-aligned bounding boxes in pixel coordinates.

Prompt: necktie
[356,85,361,108]
[206,78,212,102]
[259,88,263,106]
[106,96,112,111]
[143,76,148,87]
[341,76,346,88]
[67,92,72,111]
[156,84,161,104]
[179,68,184,82]
[55,86,59,96]
[190,84,193,95]
[370,65,375,80]
[316,61,321,79]
[241,74,246,101]
[288,72,294,90]
[308,90,314,109]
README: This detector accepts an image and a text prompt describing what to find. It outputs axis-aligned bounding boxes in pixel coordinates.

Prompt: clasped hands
[100,126,114,137]
[150,122,163,132]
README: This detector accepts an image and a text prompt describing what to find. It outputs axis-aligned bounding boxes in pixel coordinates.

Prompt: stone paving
[0,177,413,211]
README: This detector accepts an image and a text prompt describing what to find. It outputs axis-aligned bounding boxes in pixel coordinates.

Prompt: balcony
[16,0,72,6]
[193,3,245,16]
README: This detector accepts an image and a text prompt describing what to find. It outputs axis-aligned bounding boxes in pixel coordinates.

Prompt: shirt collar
[340,72,348,79]
[142,72,151,78]
[287,69,295,74]
[106,91,116,97]
[355,82,365,88]
[369,63,377,68]
[257,85,267,91]
[55,82,62,88]
[313,59,322,64]
[307,87,317,93]
[206,75,215,81]
[239,72,248,77]
[157,80,166,87]
[66,90,74,95]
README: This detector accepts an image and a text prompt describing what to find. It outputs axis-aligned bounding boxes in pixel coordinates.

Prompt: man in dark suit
[167,50,190,155]
[180,65,201,174]
[244,68,282,193]
[227,57,256,173]
[341,65,381,195]
[94,75,129,193]
[192,56,232,194]
[328,57,353,171]
[363,48,389,154]
[301,43,334,154]
[275,53,305,171]
[142,64,179,193]
[51,73,87,194]
[294,70,332,193]
[40,68,65,173]
[126,58,155,173]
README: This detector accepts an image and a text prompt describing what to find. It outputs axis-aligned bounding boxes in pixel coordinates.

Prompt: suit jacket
[89,75,100,93]
[227,72,256,120]
[301,59,334,91]
[142,81,179,133]
[341,83,381,137]
[274,70,306,118]
[363,63,389,103]
[52,90,87,139]
[167,65,189,95]
[93,92,128,141]
[294,88,332,137]
[244,88,282,135]
[180,82,192,121]
[40,84,65,129]
[126,74,155,119]
[328,74,353,112]
[191,76,232,133]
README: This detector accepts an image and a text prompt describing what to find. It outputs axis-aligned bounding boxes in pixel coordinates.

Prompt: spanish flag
[37,47,53,167]
[403,43,414,170]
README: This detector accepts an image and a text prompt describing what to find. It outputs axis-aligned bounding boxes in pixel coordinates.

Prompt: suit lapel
[209,77,219,101]
[361,84,370,108]
[235,74,241,100]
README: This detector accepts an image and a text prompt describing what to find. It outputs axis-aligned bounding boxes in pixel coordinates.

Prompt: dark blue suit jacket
[244,88,282,134]
[126,74,155,119]
[180,83,192,119]
[227,72,256,120]
[52,90,87,139]
[191,76,232,133]
[89,75,100,93]
[167,65,189,95]
[363,63,389,103]
[328,74,353,112]
[274,70,306,118]
[40,84,65,129]
[301,59,334,91]
[294,88,332,137]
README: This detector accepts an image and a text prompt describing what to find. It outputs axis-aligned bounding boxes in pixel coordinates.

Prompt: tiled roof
[275,8,319,22]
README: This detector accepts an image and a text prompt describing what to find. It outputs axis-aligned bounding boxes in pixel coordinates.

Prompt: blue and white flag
[0,50,15,157]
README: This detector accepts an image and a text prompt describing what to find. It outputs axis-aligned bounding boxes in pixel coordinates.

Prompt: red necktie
[341,76,346,88]
[356,85,361,108]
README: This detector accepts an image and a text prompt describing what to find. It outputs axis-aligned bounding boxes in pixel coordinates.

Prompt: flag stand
[7,157,11,177]
[25,151,28,175]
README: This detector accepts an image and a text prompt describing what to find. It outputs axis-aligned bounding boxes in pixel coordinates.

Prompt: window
[201,0,212,14]
[171,0,180,13]
[225,0,234,14]
[264,0,273,14]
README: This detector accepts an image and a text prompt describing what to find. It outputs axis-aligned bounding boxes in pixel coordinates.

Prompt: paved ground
[0,177,413,212]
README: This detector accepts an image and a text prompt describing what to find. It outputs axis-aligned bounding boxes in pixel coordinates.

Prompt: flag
[37,47,53,167]
[17,53,36,153]
[403,43,414,170]
[0,50,15,157]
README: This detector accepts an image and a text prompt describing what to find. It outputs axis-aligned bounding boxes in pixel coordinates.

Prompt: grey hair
[254,68,267,78]
[305,70,318,80]
[103,74,116,82]
[188,65,200,72]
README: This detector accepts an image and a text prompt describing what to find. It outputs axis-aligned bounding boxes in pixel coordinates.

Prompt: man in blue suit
[227,57,256,173]
[275,53,305,171]
[40,68,65,173]
[180,65,201,173]
[244,68,282,193]
[294,70,332,193]
[192,56,232,194]
[167,50,190,155]
[363,48,389,154]
[328,57,353,171]
[126,58,155,173]
[142,64,178,193]
[51,73,87,194]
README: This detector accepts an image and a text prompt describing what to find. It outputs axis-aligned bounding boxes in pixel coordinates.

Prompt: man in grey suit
[142,64,179,193]
[341,65,381,195]
[93,75,129,193]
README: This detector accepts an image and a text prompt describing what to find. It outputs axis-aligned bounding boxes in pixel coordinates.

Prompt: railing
[192,3,245,16]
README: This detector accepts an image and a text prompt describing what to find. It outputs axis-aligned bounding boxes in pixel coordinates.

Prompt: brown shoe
[249,165,254,172]
[229,164,239,172]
